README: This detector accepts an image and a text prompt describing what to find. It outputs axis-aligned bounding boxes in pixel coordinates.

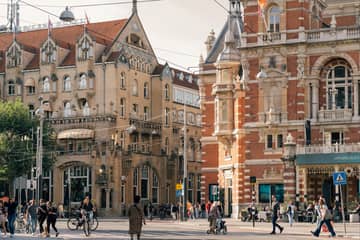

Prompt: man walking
[7,198,17,238]
[128,195,145,240]
[26,200,37,235]
[270,195,284,234]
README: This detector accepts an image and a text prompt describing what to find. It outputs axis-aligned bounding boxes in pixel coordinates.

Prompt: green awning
[296,152,360,165]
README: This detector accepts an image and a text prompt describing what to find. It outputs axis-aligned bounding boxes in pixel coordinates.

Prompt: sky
[0,0,230,72]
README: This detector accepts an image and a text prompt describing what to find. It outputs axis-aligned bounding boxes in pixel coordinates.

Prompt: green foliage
[0,99,56,181]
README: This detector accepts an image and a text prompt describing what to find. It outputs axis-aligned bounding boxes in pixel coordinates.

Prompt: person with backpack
[128,195,145,240]
[311,198,336,237]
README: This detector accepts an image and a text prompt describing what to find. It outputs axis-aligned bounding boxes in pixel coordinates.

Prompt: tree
[0,99,56,195]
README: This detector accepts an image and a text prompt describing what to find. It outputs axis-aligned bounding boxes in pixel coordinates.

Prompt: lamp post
[183,103,188,221]
[35,96,44,204]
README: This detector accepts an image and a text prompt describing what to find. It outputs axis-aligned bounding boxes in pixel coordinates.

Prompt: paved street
[7,218,360,240]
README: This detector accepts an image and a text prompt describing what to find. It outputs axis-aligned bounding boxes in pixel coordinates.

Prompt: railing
[297,143,360,154]
[212,83,234,95]
[129,117,162,135]
[128,143,151,154]
[318,108,352,122]
[258,111,286,124]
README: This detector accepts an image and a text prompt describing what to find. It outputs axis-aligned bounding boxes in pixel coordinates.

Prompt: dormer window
[78,37,93,61]
[8,80,15,96]
[79,73,88,89]
[41,40,56,64]
[43,77,50,93]
[268,6,280,32]
[127,33,144,48]
[7,44,21,68]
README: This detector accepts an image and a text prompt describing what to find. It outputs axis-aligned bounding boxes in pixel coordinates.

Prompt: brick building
[0,1,202,215]
[199,0,360,218]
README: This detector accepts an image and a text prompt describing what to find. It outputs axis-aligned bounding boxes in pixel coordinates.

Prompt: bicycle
[67,210,99,234]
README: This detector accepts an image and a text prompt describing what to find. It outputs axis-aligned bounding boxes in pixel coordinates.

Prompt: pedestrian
[37,199,48,236]
[287,201,295,227]
[205,200,212,217]
[270,195,284,234]
[201,202,206,218]
[148,202,153,221]
[0,201,7,236]
[46,202,59,237]
[57,203,64,218]
[6,198,17,238]
[311,198,336,237]
[26,200,37,236]
[207,202,220,234]
[128,195,145,240]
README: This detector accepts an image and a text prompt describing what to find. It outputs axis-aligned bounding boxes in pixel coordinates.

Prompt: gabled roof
[0,19,128,71]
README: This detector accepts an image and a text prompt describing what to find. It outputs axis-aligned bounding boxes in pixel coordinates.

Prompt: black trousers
[38,215,46,233]
[46,215,58,234]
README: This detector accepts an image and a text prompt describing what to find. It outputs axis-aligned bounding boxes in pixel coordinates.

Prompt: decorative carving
[297,55,306,80]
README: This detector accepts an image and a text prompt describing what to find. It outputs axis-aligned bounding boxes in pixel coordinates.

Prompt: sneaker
[270,232,276,234]
[280,227,284,233]
[310,231,319,237]
[56,232,59,237]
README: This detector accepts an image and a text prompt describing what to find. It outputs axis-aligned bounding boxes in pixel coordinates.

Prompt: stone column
[303,168,308,203]
[105,188,111,211]
[312,82,319,120]
[354,80,359,118]
[281,134,297,201]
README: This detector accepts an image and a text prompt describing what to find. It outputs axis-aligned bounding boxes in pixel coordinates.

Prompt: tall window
[267,135,273,149]
[269,6,280,32]
[8,80,15,95]
[144,106,149,121]
[152,172,159,203]
[28,104,35,118]
[43,77,50,92]
[144,82,149,98]
[78,37,93,60]
[79,73,87,89]
[221,100,227,121]
[41,41,56,64]
[133,168,138,199]
[120,72,126,89]
[141,166,149,199]
[120,98,126,117]
[188,174,194,203]
[132,104,138,117]
[64,76,71,91]
[326,64,352,110]
[165,108,170,126]
[64,102,72,117]
[197,175,202,203]
[164,84,170,100]
[83,101,90,116]
[132,79,138,96]
[259,183,284,203]
[164,137,169,155]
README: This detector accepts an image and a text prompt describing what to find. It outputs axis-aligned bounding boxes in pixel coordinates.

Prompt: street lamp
[59,6,75,22]
[35,96,44,204]
[182,103,188,221]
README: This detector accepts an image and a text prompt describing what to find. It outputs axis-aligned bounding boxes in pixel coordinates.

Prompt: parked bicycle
[67,210,98,236]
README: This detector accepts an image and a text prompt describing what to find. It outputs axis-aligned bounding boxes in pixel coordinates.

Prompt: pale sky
[0,0,229,72]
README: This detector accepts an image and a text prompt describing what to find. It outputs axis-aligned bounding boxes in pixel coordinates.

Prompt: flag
[258,0,267,9]
[48,17,53,36]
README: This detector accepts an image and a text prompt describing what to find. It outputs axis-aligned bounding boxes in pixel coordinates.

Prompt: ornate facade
[200,0,360,218]
[0,2,202,215]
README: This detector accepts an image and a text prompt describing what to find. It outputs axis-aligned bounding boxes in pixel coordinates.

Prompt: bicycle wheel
[67,218,79,231]
[90,217,99,231]
[83,221,91,237]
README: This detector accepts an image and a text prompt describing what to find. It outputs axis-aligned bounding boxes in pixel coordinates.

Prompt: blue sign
[333,171,347,185]
[176,190,183,197]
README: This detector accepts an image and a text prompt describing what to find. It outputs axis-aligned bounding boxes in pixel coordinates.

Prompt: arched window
[164,137,169,155]
[164,84,170,100]
[144,82,149,98]
[8,80,15,95]
[152,172,159,203]
[268,6,280,32]
[79,73,87,89]
[120,72,126,89]
[188,173,194,203]
[326,64,352,110]
[132,79,138,96]
[64,102,72,117]
[83,101,90,116]
[141,166,149,199]
[43,77,50,92]
[165,108,170,126]
[64,76,71,91]
[41,40,56,64]
[120,98,126,117]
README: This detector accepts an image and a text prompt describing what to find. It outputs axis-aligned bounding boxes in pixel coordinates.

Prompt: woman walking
[46,202,59,237]
[26,200,37,235]
[37,199,47,236]
[287,201,295,227]
[128,195,145,240]
[311,198,336,237]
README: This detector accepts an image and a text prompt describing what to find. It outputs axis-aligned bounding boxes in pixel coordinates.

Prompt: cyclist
[78,196,95,226]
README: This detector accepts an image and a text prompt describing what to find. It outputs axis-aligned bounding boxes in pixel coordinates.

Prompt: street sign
[176,190,182,197]
[333,171,347,185]
[176,183,183,190]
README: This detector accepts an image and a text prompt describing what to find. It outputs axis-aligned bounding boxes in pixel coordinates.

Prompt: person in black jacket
[46,202,59,237]
[6,198,17,238]
[37,199,47,236]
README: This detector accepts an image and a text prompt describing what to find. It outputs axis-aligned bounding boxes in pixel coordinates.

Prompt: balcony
[258,111,287,125]
[128,143,151,154]
[128,117,162,135]
[297,143,360,154]
[211,84,234,95]
[318,108,352,122]
[48,114,116,131]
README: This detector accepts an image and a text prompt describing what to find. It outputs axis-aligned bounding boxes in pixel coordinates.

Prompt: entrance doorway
[63,166,92,208]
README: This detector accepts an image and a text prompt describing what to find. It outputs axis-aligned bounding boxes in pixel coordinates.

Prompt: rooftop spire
[229,0,241,16]
[133,0,137,14]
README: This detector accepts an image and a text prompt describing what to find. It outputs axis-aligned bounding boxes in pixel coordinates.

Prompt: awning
[57,129,94,140]
[24,78,35,87]
[296,152,360,165]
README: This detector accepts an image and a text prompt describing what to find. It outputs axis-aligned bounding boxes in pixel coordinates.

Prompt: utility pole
[36,96,44,204]
[183,103,187,221]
